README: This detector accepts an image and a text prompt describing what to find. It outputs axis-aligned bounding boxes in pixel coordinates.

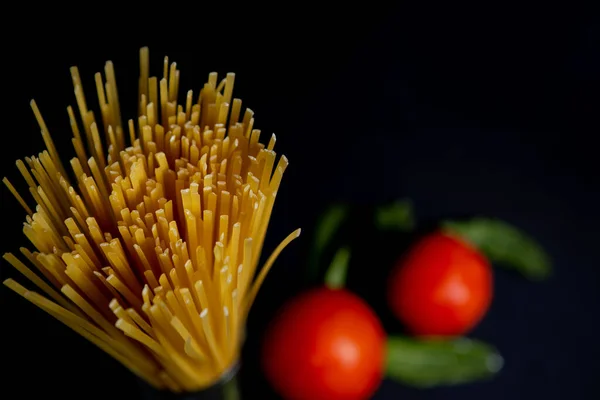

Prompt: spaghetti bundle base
[2,47,300,393]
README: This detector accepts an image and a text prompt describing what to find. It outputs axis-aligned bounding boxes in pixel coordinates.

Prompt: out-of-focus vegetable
[385,336,503,387]
[387,231,494,336]
[442,218,552,280]
[374,199,415,231]
[262,287,385,400]
[308,204,350,280]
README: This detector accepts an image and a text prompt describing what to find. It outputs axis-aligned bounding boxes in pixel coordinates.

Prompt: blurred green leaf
[443,218,552,280]
[385,336,503,388]
[308,204,349,280]
[324,247,351,289]
[375,199,415,231]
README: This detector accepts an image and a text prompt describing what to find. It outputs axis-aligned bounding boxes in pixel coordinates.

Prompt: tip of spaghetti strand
[292,228,302,238]
[3,278,27,294]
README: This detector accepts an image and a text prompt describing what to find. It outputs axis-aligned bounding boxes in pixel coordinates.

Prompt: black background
[1,4,599,399]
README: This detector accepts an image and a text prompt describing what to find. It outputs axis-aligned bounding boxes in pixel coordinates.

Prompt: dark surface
[1,5,599,400]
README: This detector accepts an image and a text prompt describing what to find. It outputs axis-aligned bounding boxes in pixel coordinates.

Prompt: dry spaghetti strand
[3,47,300,393]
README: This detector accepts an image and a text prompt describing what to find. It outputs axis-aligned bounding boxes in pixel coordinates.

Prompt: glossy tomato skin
[388,231,493,337]
[262,287,386,400]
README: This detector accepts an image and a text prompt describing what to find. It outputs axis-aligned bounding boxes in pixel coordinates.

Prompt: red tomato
[262,287,386,400]
[387,231,493,337]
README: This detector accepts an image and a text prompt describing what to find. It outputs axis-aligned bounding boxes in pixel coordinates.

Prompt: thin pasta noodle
[2,47,300,393]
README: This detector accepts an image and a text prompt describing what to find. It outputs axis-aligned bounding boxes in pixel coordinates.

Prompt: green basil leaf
[385,336,503,388]
[324,247,351,289]
[443,218,552,280]
[308,204,349,280]
[375,199,415,231]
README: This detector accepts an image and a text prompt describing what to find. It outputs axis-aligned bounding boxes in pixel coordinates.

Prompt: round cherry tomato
[387,231,493,337]
[262,287,386,400]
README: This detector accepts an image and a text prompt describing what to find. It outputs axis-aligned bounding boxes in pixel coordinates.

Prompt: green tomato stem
[324,247,351,289]
[308,204,349,281]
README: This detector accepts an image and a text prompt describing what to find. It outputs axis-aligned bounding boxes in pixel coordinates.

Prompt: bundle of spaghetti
[2,47,301,393]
